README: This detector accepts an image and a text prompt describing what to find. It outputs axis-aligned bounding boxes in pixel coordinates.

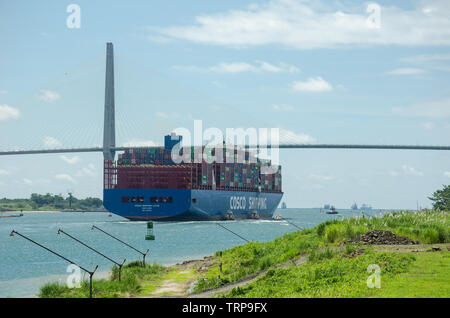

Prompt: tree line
[429,185,450,211]
[0,193,103,211]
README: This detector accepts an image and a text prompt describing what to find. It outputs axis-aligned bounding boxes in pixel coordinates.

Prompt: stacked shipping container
[110,144,282,193]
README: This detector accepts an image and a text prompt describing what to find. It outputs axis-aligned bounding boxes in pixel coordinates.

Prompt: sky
[0,0,449,209]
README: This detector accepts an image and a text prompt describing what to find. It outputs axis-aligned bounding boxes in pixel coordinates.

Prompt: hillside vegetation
[39,209,449,298]
[0,193,102,211]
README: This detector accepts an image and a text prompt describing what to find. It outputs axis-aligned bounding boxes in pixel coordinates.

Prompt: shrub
[421,228,440,244]
[308,248,335,263]
[324,224,347,243]
[39,283,71,298]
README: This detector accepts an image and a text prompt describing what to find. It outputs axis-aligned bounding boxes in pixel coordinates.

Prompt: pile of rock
[342,248,365,258]
[346,230,418,245]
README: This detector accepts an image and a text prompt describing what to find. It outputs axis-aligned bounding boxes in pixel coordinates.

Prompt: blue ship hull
[103,189,283,221]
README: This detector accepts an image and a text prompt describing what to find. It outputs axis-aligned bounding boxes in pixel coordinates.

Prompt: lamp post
[10,230,98,298]
[57,229,126,281]
[216,223,250,243]
[91,225,149,267]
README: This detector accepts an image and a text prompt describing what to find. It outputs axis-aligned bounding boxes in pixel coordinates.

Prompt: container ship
[103,134,283,221]
[100,43,282,221]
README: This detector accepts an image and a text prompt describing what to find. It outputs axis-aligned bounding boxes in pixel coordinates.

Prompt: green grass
[38,210,450,298]
[139,267,196,297]
[317,210,449,244]
[372,251,450,298]
[193,230,321,292]
[193,210,449,294]
[39,262,166,298]
[222,251,419,298]
[164,268,195,282]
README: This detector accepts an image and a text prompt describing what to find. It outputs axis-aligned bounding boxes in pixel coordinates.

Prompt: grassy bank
[40,261,166,298]
[222,248,450,298]
[224,249,419,297]
[194,210,449,294]
[39,210,449,298]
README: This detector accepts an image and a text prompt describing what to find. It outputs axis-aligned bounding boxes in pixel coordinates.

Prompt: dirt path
[188,256,308,298]
[372,243,450,253]
[142,243,450,298]
[142,256,216,298]
[151,270,195,297]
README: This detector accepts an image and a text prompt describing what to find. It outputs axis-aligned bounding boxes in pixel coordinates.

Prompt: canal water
[0,208,390,297]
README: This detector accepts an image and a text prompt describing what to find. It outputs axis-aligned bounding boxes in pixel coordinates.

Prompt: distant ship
[281,202,287,209]
[323,204,331,210]
[351,202,358,210]
[360,204,372,210]
[326,205,338,214]
[273,213,282,221]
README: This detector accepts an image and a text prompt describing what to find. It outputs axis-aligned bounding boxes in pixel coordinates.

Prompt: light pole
[91,225,149,267]
[57,229,126,281]
[10,230,98,298]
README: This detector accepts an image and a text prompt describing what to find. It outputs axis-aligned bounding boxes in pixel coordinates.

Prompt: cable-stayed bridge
[1,42,450,159]
[1,144,450,157]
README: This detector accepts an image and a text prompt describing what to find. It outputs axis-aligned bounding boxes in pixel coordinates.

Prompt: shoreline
[1,210,61,213]
[0,270,113,298]
[1,210,106,213]
[6,209,449,298]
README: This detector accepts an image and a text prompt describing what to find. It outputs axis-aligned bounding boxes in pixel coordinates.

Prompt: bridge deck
[1,144,450,156]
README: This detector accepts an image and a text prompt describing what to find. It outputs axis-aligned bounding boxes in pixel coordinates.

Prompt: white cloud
[386,68,426,75]
[421,122,435,130]
[212,81,224,88]
[393,98,450,119]
[390,165,424,177]
[55,174,76,183]
[60,155,81,164]
[0,104,20,121]
[36,179,51,184]
[0,89,7,94]
[255,128,315,146]
[43,136,62,148]
[388,170,399,177]
[401,165,424,177]
[444,171,450,178]
[308,174,334,181]
[400,54,450,64]
[210,62,257,73]
[291,77,333,92]
[147,34,172,44]
[155,112,169,118]
[209,105,221,111]
[272,104,294,111]
[279,129,316,144]
[20,178,50,185]
[171,65,205,72]
[399,53,450,73]
[431,65,450,72]
[38,90,60,102]
[259,61,299,73]
[75,163,97,177]
[122,139,158,147]
[173,61,299,73]
[151,0,450,49]
[0,169,10,175]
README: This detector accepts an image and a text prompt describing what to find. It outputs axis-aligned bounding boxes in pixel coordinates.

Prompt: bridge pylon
[103,42,116,162]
